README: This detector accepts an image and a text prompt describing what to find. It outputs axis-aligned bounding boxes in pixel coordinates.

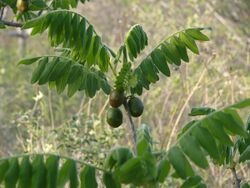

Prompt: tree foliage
[1,100,250,187]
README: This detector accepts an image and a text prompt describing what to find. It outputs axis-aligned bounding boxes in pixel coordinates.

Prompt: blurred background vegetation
[0,0,249,187]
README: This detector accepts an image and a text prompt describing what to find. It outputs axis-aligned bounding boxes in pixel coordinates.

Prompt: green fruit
[16,0,29,12]
[128,97,144,117]
[107,107,123,128]
[109,90,125,108]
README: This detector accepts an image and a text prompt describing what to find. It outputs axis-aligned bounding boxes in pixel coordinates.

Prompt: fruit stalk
[123,100,137,153]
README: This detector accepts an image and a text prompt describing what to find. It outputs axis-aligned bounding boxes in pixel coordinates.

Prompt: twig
[123,100,137,153]
[231,167,241,188]
[98,98,109,118]
[166,67,207,150]
[0,8,4,20]
[48,87,55,129]
[0,20,23,27]
[7,31,29,38]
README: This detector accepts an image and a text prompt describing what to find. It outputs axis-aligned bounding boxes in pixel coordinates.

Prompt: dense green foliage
[0,101,250,187]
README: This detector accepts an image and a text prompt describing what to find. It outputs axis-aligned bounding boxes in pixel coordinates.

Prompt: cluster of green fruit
[106,90,144,128]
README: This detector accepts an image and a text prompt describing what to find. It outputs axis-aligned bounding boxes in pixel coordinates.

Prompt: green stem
[108,60,117,77]
[170,98,250,150]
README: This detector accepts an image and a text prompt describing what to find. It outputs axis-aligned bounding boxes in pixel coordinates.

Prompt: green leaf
[68,77,83,97]
[55,14,68,46]
[67,64,83,84]
[49,59,71,82]
[140,58,159,83]
[80,165,98,188]
[31,57,49,84]
[225,146,233,165]
[85,73,98,98]
[136,124,152,156]
[19,156,32,188]
[116,157,145,184]
[139,25,148,48]
[86,35,100,67]
[77,17,86,51]
[4,158,19,188]
[103,172,121,188]
[161,42,181,66]
[38,58,59,85]
[192,125,220,161]
[180,175,202,188]
[82,25,94,59]
[55,65,71,94]
[104,147,133,170]
[125,24,148,59]
[0,160,9,183]
[57,159,78,188]
[46,155,59,188]
[224,108,244,126]
[137,139,151,156]
[48,13,65,46]
[246,113,250,131]
[195,183,207,188]
[133,26,143,51]
[129,29,141,54]
[213,112,247,137]
[63,12,73,45]
[69,161,79,188]
[179,134,208,169]
[70,14,80,47]
[22,14,46,29]
[126,35,137,58]
[18,57,41,65]
[178,120,198,139]
[237,138,249,154]
[98,46,110,72]
[92,35,101,57]
[156,159,170,183]
[70,0,78,8]
[29,0,47,10]
[189,107,215,116]
[170,36,189,62]
[100,79,111,95]
[150,49,170,76]
[67,64,84,97]
[239,145,250,163]
[168,146,194,179]
[30,13,51,35]
[140,153,157,183]
[230,98,250,109]
[31,155,46,188]
[203,118,234,146]
[179,32,199,54]
[185,28,209,41]
[241,182,250,188]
